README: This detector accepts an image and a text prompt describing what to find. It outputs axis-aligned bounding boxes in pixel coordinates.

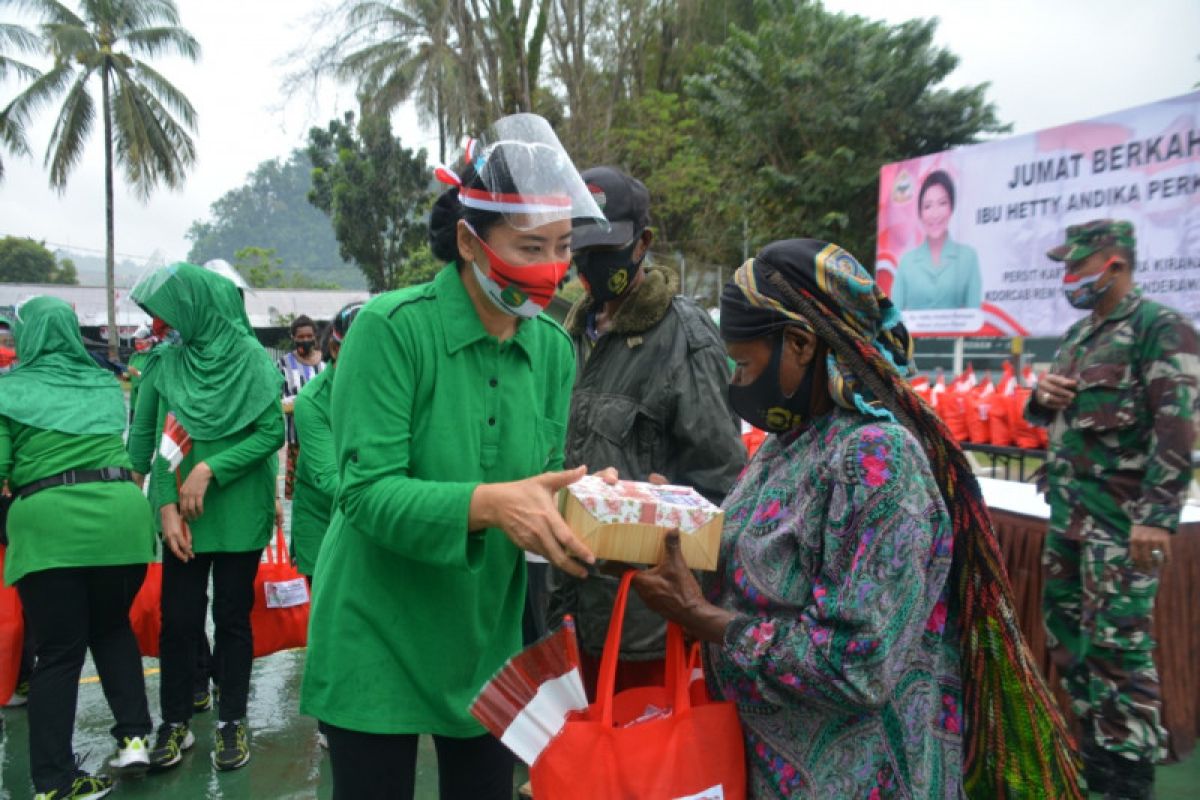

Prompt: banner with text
[876,90,1200,337]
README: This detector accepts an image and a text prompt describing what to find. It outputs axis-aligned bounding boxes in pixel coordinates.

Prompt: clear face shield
[202,259,250,292]
[444,113,609,235]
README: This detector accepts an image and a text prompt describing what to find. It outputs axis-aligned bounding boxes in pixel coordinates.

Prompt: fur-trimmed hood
[564,263,680,337]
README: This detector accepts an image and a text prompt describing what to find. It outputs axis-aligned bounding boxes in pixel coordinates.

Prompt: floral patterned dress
[705,408,964,798]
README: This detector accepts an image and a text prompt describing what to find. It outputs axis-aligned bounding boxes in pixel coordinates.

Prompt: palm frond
[0,20,42,52]
[0,0,86,28]
[0,54,42,83]
[44,68,94,189]
[108,58,193,196]
[83,0,180,35]
[1,61,76,132]
[123,25,199,61]
[130,58,196,129]
[345,1,420,32]
[41,22,96,62]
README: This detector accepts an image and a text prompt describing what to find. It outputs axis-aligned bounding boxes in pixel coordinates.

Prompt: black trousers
[160,548,261,724]
[17,564,151,793]
[325,725,514,800]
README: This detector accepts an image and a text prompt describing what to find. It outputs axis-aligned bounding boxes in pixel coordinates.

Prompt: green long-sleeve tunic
[290,366,336,575]
[300,265,574,736]
[150,398,284,554]
[1,420,155,585]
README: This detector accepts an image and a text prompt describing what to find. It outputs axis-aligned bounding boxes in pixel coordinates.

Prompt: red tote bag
[128,561,163,658]
[531,571,746,800]
[250,526,310,658]
[0,546,23,705]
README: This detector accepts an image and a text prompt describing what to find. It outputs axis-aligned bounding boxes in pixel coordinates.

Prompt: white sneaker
[109,735,151,770]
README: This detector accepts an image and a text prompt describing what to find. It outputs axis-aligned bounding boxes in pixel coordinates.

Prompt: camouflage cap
[1047,218,1136,262]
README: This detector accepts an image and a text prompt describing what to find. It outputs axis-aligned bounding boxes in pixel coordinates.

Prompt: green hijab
[0,295,126,435]
[131,263,281,441]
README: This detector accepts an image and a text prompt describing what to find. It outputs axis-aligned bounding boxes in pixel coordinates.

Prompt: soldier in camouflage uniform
[1026,219,1200,800]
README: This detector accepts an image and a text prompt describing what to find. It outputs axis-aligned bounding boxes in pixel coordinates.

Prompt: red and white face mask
[466,224,569,319]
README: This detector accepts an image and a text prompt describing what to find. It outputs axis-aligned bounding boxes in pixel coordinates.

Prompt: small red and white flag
[159,412,192,472]
[470,618,587,766]
[1021,364,1038,389]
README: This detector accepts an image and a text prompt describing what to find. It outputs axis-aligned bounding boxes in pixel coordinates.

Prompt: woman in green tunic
[301,114,602,799]
[0,296,156,800]
[129,263,284,773]
[290,302,362,578]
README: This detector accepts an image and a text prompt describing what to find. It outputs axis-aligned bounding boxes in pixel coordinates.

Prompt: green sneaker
[33,770,114,800]
[149,722,194,770]
[213,720,250,771]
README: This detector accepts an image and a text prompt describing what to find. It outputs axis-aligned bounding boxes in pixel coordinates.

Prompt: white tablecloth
[978,476,1200,524]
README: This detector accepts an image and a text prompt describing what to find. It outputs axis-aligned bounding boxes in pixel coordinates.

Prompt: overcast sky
[0,0,1197,269]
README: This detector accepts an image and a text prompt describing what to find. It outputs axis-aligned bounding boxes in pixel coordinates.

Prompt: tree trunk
[102,65,118,362]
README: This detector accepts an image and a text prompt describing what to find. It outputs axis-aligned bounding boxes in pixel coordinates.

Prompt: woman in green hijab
[129,263,284,774]
[0,295,156,800]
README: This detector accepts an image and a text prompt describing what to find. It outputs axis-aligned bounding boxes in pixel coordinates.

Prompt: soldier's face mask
[727,332,815,433]
[1063,255,1119,310]
[574,238,644,305]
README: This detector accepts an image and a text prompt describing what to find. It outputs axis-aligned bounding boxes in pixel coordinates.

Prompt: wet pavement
[0,646,532,798]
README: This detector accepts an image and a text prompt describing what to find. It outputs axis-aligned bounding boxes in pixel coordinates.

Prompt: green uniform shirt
[291,366,336,575]
[1,421,155,585]
[300,265,574,736]
[1027,289,1200,537]
[151,398,284,554]
[892,237,982,310]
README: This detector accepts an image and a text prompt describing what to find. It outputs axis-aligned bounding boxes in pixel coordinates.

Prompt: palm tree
[0,20,42,179]
[336,0,466,164]
[0,0,199,359]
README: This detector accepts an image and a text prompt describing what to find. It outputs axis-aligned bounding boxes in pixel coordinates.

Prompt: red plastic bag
[129,561,162,658]
[250,526,310,658]
[531,571,746,800]
[1009,389,1044,450]
[0,546,23,705]
[988,393,1015,447]
[938,390,969,441]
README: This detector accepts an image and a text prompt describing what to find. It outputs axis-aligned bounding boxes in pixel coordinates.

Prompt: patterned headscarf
[720,239,913,420]
[720,239,1082,799]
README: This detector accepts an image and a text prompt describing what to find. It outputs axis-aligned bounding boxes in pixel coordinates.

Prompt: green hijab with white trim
[130,263,281,441]
[0,295,126,435]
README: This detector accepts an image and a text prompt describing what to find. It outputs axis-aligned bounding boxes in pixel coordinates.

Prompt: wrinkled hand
[1130,525,1171,571]
[1037,373,1077,411]
[472,466,596,579]
[630,530,734,643]
[161,503,194,562]
[178,462,213,521]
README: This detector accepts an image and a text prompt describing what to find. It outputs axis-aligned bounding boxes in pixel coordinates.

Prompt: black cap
[572,166,651,250]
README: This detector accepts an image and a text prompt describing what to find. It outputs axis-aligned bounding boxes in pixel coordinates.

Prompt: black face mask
[296,341,315,357]
[575,240,644,305]
[728,334,816,433]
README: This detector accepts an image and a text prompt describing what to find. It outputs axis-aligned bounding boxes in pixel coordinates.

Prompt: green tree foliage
[307,112,435,293]
[0,20,41,180]
[186,151,360,288]
[232,246,339,290]
[0,0,199,359]
[686,2,1008,263]
[295,0,552,164]
[0,236,80,284]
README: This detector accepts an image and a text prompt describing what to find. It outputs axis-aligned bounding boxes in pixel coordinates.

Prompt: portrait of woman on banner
[891,170,983,311]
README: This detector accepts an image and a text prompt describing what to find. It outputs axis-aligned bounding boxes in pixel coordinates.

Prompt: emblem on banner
[891,169,914,204]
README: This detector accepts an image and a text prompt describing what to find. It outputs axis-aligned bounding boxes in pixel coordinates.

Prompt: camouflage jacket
[1026,288,1200,535]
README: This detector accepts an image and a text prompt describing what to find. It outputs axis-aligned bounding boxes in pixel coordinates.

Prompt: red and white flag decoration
[159,412,192,472]
[470,617,587,766]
